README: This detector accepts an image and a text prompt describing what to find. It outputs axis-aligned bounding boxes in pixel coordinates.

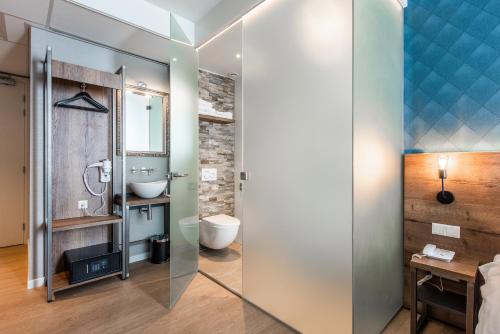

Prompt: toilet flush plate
[202,168,217,181]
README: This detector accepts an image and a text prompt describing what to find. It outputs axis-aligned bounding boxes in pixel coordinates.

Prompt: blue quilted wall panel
[405,0,500,152]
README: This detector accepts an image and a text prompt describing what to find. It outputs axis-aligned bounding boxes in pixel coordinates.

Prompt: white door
[0,82,25,247]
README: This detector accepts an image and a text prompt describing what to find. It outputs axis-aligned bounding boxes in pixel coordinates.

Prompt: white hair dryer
[87,159,112,183]
[83,159,112,215]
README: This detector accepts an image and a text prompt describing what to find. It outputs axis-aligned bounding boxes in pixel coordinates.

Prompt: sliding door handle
[167,172,189,180]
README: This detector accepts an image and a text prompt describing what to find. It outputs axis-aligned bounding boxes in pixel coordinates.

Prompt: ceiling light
[235,54,241,59]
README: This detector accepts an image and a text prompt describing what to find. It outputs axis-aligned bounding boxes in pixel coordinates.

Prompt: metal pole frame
[44,46,53,302]
[116,65,128,279]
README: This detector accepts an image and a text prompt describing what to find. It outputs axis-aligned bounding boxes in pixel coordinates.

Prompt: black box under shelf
[64,243,122,284]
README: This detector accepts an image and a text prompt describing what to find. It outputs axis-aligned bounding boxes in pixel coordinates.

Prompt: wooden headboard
[404,151,500,327]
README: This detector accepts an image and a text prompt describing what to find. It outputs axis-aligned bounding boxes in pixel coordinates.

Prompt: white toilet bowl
[200,214,240,250]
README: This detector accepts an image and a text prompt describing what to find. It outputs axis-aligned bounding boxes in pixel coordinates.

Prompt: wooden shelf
[411,257,478,283]
[52,271,122,293]
[199,114,235,124]
[115,194,170,207]
[418,285,466,315]
[52,215,122,232]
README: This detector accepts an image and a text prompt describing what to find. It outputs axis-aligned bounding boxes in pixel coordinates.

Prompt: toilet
[200,214,240,250]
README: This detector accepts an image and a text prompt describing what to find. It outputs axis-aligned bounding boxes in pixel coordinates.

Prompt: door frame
[21,77,29,245]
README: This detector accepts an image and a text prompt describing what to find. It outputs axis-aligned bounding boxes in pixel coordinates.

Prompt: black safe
[64,243,122,284]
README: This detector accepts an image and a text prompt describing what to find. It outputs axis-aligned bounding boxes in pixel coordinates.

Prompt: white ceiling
[145,0,223,22]
[0,0,249,76]
[50,0,171,62]
[0,0,174,69]
[198,21,242,78]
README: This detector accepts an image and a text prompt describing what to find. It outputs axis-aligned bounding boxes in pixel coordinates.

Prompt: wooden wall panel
[52,226,110,273]
[52,60,122,90]
[404,152,500,328]
[52,78,112,220]
[51,78,114,273]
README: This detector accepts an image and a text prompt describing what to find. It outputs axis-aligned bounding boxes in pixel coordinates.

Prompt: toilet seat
[202,214,240,228]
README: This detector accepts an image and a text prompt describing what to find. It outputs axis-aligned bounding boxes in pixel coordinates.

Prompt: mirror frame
[117,85,169,157]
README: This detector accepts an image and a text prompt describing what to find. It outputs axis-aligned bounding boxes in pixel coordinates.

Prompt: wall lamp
[437,155,454,204]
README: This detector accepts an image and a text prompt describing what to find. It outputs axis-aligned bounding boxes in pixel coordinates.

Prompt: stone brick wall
[198,70,235,218]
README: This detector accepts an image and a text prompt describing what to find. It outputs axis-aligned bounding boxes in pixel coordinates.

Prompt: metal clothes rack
[43,46,128,302]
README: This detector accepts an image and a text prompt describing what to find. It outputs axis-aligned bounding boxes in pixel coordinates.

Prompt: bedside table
[410,256,479,334]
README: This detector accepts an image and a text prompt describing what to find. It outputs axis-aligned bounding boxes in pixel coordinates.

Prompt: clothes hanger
[54,83,109,113]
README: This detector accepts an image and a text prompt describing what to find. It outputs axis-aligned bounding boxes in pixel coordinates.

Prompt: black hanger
[54,83,109,113]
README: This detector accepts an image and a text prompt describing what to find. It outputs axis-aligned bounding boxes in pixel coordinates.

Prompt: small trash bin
[150,234,169,264]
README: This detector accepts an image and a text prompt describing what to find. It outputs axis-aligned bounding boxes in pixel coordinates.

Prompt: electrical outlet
[78,200,88,210]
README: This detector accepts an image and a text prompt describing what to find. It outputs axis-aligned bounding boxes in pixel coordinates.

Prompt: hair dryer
[87,159,112,183]
[83,159,112,216]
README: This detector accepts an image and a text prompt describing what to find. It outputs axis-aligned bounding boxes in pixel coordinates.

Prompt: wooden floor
[0,245,294,334]
[0,245,466,334]
[199,242,242,295]
[383,309,464,334]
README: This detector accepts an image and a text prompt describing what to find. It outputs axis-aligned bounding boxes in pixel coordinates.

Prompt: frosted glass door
[169,40,199,307]
[241,0,354,332]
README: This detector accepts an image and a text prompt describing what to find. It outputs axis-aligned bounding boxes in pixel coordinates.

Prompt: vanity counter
[114,194,170,207]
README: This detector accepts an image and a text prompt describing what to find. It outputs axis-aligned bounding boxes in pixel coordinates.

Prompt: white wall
[241,0,353,332]
[0,40,28,76]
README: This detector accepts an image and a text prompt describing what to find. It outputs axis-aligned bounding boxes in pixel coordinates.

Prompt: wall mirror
[117,85,169,156]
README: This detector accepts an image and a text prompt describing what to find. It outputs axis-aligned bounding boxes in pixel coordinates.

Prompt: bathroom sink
[130,180,168,199]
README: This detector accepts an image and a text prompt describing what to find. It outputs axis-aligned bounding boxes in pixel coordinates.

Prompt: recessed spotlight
[235,54,241,59]
[172,57,178,62]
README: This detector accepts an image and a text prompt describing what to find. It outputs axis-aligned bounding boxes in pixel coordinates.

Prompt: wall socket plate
[432,223,460,239]
[78,200,88,210]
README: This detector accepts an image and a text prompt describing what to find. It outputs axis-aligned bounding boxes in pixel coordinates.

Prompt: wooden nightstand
[410,256,479,334]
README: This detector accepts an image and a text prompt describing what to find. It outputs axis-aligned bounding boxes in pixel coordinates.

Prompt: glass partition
[241,0,353,332]
[168,38,199,307]
[197,21,243,296]
[352,0,404,332]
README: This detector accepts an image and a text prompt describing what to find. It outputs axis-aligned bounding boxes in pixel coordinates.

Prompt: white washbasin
[130,180,168,198]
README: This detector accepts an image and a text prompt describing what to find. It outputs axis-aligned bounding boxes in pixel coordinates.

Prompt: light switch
[432,223,460,239]
[432,223,446,236]
[446,225,460,239]
[201,168,217,181]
